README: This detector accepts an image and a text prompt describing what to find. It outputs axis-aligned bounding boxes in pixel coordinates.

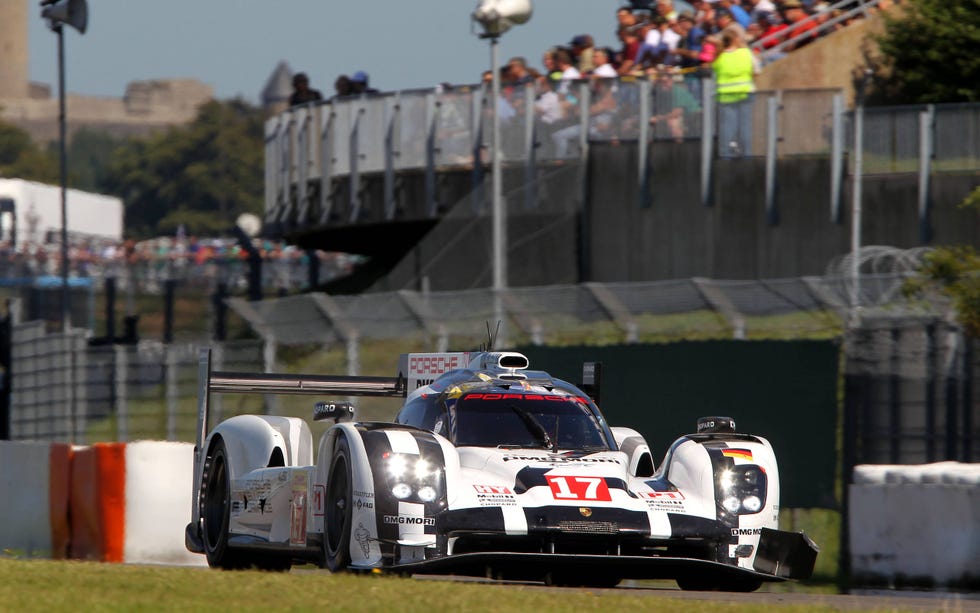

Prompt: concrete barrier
[850,462,980,588]
[0,440,205,566]
[124,441,205,566]
[0,441,54,557]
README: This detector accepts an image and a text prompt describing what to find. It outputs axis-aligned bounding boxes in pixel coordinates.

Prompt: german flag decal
[722,448,753,461]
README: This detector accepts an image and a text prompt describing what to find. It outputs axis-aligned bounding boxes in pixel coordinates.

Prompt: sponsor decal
[289,473,308,546]
[639,490,686,512]
[698,419,735,432]
[464,393,588,404]
[474,484,513,494]
[384,515,436,526]
[312,484,325,517]
[473,484,517,507]
[502,454,621,464]
[546,475,612,501]
[731,528,763,536]
[722,448,754,461]
[354,497,374,511]
[354,522,371,558]
[409,355,466,377]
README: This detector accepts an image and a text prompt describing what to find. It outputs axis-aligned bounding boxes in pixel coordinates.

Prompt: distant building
[0,0,214,144]
[262,61,294,116]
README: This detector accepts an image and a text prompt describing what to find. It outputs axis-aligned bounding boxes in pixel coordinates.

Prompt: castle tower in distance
[0,0,30,100]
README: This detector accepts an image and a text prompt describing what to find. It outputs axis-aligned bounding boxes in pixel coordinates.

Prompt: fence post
[700,77,715,207]
[830,92,844,223]
[523,81,537,211]
[114,344,128,442]
[166,343,178,441]
[765,94,779,225]
[917,104,934,243]
[73,331,88,444]
[638,77,651,209]
[425,91,439,217]
[319,103,335,224]
[384,93,400,221]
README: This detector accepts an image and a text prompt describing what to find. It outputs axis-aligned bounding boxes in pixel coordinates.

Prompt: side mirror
[313,401,355,423]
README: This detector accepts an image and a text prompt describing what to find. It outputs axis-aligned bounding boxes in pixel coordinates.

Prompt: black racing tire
[201,439,249,570]
[324,436,354,572]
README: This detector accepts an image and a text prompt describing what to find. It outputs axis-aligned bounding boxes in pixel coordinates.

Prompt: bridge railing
[266,77,980,230]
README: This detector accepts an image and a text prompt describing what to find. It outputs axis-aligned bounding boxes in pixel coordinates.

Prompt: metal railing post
[638,77,651,208]
[918,104,935,243]
[765,94,779,225]
[349,102,362,223]
[318,104,335,224]
[830,92,844,223]
[384,94,400,220]
[425,91,439,217]
[700,77,715,207]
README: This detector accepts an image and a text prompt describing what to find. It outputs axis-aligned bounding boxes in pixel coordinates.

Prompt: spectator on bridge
[541,48,563,87]
[781,0,819,50]
[330,75,354,101]
[350,71,380,96]
[506,57,535,86]
[668,13,708,99]
[288,72,323,107]
[747,0,778,22]
[649,71,701,142]
[712,30,756,157]
[715,9,750,47]
[636,15,669,69]
[616,25,644,75]
[569,35,596,74]
[617,6,640,31]
[590,47,619,78]
[555,48,582,94]
[756,12,789,51]
[718,0,752,28]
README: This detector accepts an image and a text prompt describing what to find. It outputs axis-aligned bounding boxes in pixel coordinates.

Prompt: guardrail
[266,77,980,234]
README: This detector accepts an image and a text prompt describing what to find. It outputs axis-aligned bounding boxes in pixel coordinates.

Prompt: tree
[104,98,265,238]
[869,0,980,104]
[904,191,980,337]
[0,120,59,182]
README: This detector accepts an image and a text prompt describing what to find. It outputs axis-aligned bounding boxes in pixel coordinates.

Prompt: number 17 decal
[546,475,612,501]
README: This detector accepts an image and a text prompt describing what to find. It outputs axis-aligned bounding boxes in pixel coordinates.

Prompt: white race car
[185,349,817,590]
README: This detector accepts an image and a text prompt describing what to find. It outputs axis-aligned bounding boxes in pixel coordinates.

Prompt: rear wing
[192,348,406,520]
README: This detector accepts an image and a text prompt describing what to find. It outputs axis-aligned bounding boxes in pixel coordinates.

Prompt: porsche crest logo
[579,507,592,518]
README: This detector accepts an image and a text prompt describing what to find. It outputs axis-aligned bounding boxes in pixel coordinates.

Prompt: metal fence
[5,267,977,465]
[267,75,980,228]
[8,329,263,443]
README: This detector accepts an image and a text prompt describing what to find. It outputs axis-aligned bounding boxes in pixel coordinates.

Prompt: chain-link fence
[8,330,263,444]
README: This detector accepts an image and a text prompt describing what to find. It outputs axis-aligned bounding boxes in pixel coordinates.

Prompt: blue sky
[29,1,616,103]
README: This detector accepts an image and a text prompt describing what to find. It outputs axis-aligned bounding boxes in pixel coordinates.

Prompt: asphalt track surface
[412,575,980,611]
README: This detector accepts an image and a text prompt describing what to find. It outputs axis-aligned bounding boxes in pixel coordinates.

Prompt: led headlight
[415,459,432,479]
[722,496,741,514]
[742,495,762,513]
[391,483,412,499]
[417,486,438,502]
[387,454,408,478]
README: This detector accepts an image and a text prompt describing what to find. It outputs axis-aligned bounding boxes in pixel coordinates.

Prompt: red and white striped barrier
[0,440,204,566]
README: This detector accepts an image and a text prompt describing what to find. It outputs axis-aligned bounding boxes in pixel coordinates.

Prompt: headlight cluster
[384,453,442,503]
[717,466,767,515]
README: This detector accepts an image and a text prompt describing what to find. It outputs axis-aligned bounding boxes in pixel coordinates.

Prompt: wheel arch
[206,414,312,483]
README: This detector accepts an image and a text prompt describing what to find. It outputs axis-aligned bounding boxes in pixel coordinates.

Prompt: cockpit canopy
[395,386,613,451]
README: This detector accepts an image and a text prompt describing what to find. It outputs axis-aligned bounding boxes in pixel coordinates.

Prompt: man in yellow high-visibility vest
[712,29,756,157]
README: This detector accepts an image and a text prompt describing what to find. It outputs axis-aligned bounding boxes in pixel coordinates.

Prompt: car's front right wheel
[324,435,353,572]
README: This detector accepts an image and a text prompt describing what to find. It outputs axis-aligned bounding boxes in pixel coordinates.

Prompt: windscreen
[454,392,609,450]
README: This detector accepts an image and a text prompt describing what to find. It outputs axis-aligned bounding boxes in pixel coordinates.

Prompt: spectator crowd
[0,234,357,295]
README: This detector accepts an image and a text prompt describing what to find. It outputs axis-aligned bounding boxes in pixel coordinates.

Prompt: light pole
[850,70,872,327]
[471,0,532,348]
[40,0,88,332]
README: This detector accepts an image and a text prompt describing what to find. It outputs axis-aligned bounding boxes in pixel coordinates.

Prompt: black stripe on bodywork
[437,506,507,533]
[361,428,448,559]
[666,513,731,539]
